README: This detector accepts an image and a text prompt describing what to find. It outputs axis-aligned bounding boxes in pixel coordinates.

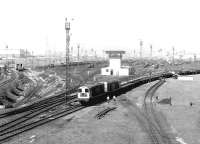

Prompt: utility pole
[71,46,73,61]
[150,44,152,58]
[6,45,8,76]
[65,18,70,104]
[85,50,88,61]
[32,51,34,69]
[77,44,80,62]
[140,40,143,58]
[94,50,97,59]
[172,47,175,65]
[194,54,196,62]
[133,49,136,58]
[26,49,27,67]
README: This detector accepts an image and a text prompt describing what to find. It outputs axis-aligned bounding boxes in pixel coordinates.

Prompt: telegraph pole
[140,40,143,58]
[65,18,70,104]
[150,44,152,58]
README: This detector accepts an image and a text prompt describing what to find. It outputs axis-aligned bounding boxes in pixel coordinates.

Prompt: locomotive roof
[99,80,120,83]
[79,82,103,89]
[78,80,120,89]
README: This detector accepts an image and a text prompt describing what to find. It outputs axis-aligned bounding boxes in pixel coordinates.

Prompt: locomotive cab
[77,83,105,104]
[77,86,90,100]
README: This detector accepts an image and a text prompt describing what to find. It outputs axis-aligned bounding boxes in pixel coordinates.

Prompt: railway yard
[2,0,200,143]
[0,60,200,144]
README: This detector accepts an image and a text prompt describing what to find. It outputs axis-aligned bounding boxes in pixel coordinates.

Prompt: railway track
[0,73,162,143]
[0,71,18,107]
[0,87,80,142]
[0,92,77,118]
[0,68,94,117]
[0,70,199,143]
[13,83,42,107]
[0,103,84,143]
[143,80,173,144]
[0,71,17,88]
[0,97,70,128]
[0,87,78,118]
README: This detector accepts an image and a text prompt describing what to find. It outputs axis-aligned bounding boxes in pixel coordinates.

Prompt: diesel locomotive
[77,81,120,105]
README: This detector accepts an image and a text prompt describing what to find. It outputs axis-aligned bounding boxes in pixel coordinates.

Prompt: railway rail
[0,73,168,142]
[0,97,72,129]
[0,71,17,88]
[143,80,165,144]
[0,88,78,118]
[0,69,200,143]
[95,107,117,119]
[0,71,18,107]
[13,84,42,107]
[0,104,84,143]
[0,67,97,117]
[143,79,175,144]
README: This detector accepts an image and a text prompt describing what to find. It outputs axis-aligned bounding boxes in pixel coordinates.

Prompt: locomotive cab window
[85,89,89,92]
[78,89,82,92]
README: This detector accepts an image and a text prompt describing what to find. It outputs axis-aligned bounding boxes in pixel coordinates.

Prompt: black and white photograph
[0,0,200,143]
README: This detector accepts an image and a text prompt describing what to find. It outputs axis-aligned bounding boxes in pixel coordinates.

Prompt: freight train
[77,72,174,105]
[77,81,120,105]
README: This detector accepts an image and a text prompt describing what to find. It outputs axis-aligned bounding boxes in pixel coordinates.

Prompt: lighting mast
[150,44,152,58]
[65,18,70,103]
[172,47,175,65]
[140,40,143,58]
[77,44,80,62]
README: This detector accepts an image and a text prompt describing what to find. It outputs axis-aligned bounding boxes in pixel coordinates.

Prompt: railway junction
[0,59,200,144]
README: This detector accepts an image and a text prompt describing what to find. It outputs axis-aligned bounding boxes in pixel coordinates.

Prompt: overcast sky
[0,0,200,56]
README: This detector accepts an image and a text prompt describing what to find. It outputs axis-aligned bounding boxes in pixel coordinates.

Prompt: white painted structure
[177,76,193,81]
[101,50,134,76]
